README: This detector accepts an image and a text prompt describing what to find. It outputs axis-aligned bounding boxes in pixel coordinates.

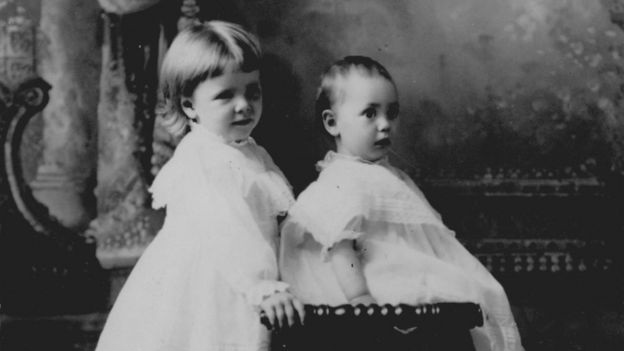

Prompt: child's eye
[387,105,399,120]
[214,90,234,100]
[362,108,376,119]
[246,85,262,101]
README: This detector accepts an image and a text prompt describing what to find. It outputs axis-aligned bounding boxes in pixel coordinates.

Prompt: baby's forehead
[331,68,397,102]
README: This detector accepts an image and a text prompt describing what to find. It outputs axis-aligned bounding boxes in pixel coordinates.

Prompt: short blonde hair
[159,21,262,137]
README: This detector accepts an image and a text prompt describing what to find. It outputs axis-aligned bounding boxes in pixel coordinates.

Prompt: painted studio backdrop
[1,0,624,350]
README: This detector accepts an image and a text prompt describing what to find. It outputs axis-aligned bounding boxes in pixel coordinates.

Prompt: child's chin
[362,155,386,163]
[367,150,389,161]
[229,130,252,141]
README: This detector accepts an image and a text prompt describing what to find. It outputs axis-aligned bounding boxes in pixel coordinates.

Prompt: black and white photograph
[1,0,623,350]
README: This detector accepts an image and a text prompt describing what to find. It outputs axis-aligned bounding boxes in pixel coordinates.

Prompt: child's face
[182,70,262,143]
[326,71,399,162]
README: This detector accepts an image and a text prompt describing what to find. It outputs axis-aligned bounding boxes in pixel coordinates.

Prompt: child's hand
[259,291,305,329]
[349,293,376,306]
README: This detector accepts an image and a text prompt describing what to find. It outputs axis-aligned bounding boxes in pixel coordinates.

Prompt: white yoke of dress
[280,151,523,351]
[96,125,294,351]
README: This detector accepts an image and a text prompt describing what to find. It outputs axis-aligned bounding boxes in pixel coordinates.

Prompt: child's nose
[234,96,252,114]
[377,116,391,132]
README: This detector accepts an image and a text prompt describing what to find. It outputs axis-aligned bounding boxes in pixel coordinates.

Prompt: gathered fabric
[280,151,523,351]
[96,125,294,351]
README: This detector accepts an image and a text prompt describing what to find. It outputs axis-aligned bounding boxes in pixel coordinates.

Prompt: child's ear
[181,97,197,119]
[322,109,340,137]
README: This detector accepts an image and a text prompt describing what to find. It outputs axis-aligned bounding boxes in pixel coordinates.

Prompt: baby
[280,56,523,351]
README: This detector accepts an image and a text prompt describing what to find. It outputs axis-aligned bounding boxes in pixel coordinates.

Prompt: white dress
[96,125,294,351]
[280,152,523,351]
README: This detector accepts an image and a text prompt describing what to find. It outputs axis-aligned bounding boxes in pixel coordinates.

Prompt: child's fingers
[261,293,307,329]
[283,300,296,327]
[292,298,305,325]
[274,304,285,329]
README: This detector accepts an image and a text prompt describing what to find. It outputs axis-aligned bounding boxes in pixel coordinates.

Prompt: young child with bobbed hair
[280,55,523,351]
[96,21,304,351]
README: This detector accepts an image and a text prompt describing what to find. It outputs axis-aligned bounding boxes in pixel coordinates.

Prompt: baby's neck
[328,151,388,165]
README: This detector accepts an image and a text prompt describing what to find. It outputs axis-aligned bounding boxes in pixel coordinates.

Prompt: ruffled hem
[484,310,524,351]
[320,229,363,261]
[287,202,362,246]
[149,181,168,209]
[148,133,199,210]
[287,200,454,263]
[149,169,177,210]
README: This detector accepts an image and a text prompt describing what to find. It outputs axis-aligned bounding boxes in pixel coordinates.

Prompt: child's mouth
[374,138,391,147]
[232,118,253,126]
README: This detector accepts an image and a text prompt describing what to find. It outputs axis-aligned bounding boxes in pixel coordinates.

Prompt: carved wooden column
[90,0,163,268]
[29,0,100,231]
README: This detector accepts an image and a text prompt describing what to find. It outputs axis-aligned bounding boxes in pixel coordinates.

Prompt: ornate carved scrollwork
[0,78,91,241]
[0,77,104,314]
[1,78,52,235]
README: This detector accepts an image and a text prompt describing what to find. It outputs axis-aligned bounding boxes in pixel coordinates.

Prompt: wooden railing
[262,303,482,351]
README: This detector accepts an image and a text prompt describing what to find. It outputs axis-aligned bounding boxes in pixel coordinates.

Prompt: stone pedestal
[29,164,91,231]
[30,0,100,231]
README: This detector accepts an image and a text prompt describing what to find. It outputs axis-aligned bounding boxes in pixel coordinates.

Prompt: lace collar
[189,122,253,147]
[316,151,390,171]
